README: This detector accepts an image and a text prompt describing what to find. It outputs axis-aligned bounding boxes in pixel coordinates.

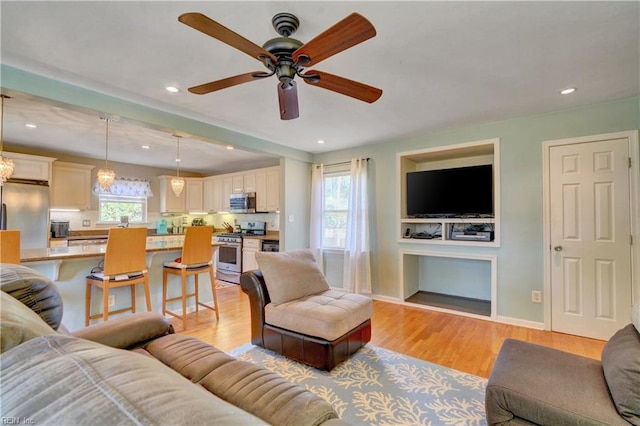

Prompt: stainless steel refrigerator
[0,180,50,249]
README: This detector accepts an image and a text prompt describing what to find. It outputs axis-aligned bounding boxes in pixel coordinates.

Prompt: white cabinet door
[5,152,54,181]
[242,238,261,272]
[265,168,280,212]
[51,162,94,210]
[232,174,244,193]
[243,172,256,193]
[255,167,279,212]
[203,178,215,212]
[159,175,186,213]
[221,177,233,211]
[185,178,204,212]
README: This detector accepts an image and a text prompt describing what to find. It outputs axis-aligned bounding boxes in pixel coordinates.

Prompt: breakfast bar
[21,241,223,332]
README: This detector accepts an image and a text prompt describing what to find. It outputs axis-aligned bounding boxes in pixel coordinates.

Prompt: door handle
[553,245,563,251]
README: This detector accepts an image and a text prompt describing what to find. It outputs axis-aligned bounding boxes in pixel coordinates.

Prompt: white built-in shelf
[397,138,501,247]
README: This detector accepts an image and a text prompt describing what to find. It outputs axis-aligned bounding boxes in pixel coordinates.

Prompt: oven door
[217,243,241,272]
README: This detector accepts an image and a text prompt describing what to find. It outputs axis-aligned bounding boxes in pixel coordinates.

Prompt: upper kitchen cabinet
[185,178,204,212]
[231,172,256,194]
[256,166,280,212]
[158,175,186,213]
[50,161,94,210]
[5,152,55,181]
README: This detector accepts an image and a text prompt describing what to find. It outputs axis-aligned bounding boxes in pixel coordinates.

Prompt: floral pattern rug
[229,344,487,425]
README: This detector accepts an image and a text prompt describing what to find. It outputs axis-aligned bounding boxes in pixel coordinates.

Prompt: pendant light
[170,135,185,197]
[96,117,115,190]
[0,95,16,184]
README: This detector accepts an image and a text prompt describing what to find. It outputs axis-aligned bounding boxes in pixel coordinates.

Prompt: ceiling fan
[178,11,383,120]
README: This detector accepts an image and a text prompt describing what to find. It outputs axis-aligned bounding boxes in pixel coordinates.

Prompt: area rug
[229,344,487,425]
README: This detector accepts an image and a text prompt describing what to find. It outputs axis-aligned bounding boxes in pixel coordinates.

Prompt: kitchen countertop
[21,241,222,263]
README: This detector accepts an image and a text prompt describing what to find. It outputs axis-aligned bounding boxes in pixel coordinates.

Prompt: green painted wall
[314,96,640,323]
[280,157,311,251]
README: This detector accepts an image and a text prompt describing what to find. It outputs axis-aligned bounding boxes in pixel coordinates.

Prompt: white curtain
[309,164,324,266]
[343,157,371,294]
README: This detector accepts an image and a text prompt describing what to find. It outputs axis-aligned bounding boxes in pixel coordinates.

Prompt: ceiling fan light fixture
[170,135,185,197]
[97,117,116,190]
[0,95,15,184]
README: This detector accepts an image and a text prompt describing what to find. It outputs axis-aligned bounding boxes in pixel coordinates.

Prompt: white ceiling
[1,1,638,174]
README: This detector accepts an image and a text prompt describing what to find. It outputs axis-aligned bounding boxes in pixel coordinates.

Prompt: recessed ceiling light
[560,87,577,95]
[25,123,37,128]
[165,86,181,93]
[175,158,181,162]
[141,145,150,150]
[317,140,325,144]
[226,146,234,150]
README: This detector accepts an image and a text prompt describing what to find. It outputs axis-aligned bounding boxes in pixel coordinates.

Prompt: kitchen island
[21,241,223,332]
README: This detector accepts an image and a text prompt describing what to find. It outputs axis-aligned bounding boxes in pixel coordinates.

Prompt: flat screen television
[406,164,493,217]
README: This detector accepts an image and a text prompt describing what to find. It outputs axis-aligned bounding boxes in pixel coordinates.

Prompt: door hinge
[630,157,632,168]
[631,235,634,246]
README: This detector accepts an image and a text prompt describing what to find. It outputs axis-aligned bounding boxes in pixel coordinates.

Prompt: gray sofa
[485,305,640,425]
[0,263,346,425]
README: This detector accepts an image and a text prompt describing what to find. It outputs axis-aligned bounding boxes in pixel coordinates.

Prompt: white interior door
[549,138,632,340]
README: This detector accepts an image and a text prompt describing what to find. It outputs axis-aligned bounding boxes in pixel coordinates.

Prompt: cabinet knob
[553,245,563,252]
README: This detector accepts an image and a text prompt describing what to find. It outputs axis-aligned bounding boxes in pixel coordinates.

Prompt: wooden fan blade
[188,72,266,95]
[278,81,299,120]
[303,71,382,103]
[292,13,376,67]
[179,13,277,63]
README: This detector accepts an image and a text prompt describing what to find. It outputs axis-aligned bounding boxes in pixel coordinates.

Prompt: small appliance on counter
[156,219,168,235]
[50,220,70,238]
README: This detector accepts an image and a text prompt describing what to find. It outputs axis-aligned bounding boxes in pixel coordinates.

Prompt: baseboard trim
[371,293,544,330]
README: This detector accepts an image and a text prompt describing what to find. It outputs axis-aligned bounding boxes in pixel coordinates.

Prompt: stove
[215,221,267,284]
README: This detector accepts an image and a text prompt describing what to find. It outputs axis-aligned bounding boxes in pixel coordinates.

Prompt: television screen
[406,165,493,217]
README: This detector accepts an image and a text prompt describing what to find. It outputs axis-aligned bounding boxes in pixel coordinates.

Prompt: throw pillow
[1,291,56,353]
[601,324,640,424]
[255,249,330,305]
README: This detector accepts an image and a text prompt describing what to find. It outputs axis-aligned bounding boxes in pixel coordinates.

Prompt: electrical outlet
[82,220,91,227]
[108,295,116,307]
[531,291,542,303]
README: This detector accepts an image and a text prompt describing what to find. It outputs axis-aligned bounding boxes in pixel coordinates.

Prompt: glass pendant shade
[0,95,15,184]
[171,135,184,196]
[170,176,185,196]
[97,167,116,190]
[97,117,115,190]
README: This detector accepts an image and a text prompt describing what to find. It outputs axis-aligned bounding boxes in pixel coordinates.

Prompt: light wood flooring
[177,285,606,379]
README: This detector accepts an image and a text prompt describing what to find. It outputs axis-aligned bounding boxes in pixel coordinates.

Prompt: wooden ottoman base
[261,319,372,371]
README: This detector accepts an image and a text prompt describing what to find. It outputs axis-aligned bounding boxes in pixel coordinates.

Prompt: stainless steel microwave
[229,192,256,213]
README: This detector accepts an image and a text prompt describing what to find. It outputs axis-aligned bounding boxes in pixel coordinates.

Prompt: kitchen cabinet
[242,238,261,272]
[255,166,280,212]
[5,152,55,181]
[50,161,94,210]
[203,177,215,212]
[158,175,186,213]
[221,177,232,211]
[185,178,204,212]
[231,172,256,194]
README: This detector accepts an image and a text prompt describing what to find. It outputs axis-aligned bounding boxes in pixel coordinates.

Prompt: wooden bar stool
[162,226,219,330]
[85,227,151,326]
[0,230,21,264]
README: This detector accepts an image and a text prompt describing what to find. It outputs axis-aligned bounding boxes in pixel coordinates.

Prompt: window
[323,171,350,249]
[99,194,147,223]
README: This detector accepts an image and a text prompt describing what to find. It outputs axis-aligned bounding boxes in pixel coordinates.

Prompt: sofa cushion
[601,324,640,424]
[265,289,373,341]
[1,291,56,353]
[0,263,64,330]
[144,333,340,425]
[0,334,266,425]
[255,249,330,305]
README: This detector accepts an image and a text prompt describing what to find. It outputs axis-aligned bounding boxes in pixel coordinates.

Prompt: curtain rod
[320,157,370,167]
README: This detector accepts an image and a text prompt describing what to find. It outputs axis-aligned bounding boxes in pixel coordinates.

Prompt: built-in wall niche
[401,250,497,318]
[397,138,500,247]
